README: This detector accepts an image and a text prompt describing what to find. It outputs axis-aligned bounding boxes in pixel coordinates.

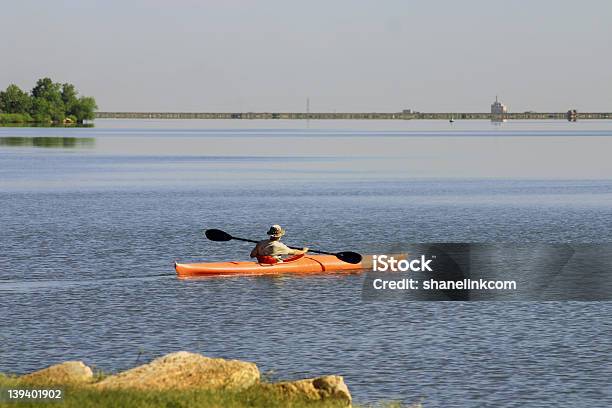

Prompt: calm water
[1,120,611,407]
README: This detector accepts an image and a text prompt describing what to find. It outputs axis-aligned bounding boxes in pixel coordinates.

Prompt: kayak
[175,254,366,278]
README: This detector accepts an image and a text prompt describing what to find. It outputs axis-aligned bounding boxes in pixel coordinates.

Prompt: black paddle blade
[205,229,233,242]
[336,251,363,264]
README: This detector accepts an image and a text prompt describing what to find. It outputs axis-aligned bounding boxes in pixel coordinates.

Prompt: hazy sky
[2,0,611,112]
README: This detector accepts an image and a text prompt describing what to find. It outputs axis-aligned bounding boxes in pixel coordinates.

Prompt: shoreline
[95,111,612,120]
[0,351,422,408]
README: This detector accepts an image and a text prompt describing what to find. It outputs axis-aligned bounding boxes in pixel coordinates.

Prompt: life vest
[257,253,305,265]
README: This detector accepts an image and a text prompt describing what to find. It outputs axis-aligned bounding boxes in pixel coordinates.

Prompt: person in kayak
[250,225,308,264]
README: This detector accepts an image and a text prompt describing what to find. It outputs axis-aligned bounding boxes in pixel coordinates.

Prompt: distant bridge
[95,112,612,120]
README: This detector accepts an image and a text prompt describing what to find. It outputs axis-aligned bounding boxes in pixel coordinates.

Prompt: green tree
[1,77,97,124]
[71,96,97,123]
[31,77,62,101]
[29,98,53,123]
[0,84,32,114]
[61,83,78,111]
[30,78,65,122]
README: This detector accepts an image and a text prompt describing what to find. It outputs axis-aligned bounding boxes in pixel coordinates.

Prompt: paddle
[204,228,363,264]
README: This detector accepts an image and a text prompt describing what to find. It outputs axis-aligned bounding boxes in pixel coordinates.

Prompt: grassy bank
[0,113,32,124]
[0,374,336,408]
[0,113,91,126]
[0,374,411,408]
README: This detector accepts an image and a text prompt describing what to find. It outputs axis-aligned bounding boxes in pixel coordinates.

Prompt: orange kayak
[175,254,366,278]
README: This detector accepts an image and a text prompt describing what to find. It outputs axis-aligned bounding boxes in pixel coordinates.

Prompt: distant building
[402,109,413,114]
[491,96,508,114]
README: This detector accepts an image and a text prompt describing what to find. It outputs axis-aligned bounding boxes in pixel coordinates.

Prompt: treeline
[0,78,97,124]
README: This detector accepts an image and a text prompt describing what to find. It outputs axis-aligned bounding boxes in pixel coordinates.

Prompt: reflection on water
[0,137,95,148]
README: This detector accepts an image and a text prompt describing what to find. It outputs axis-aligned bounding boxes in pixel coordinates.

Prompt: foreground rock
[95,351,259,391]
[13,352,353,406]
[20,361,93,385]
[263,375,352,406]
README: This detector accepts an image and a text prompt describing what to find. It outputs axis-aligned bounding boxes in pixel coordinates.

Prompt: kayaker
[250,225,308,264]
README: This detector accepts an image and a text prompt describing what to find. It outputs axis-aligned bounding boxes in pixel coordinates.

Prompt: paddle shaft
[230,236,335,256]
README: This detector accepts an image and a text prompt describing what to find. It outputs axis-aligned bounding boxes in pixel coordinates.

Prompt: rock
[264,375,352,406]
[20,361,93,385]
[95,351,259,391]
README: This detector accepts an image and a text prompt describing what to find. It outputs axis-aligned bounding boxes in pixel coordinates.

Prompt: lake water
[1,120,611,407]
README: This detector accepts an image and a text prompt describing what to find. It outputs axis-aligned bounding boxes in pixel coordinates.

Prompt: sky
[1,0,611,112]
